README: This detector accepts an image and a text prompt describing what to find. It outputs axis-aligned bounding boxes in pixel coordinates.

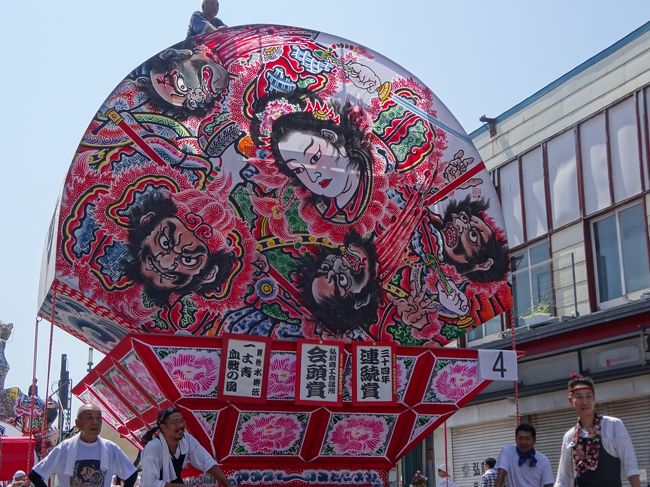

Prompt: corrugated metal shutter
[530,408,577,474]
[519,353,580,385]
[450,418,515,487]
[605,397,650,484]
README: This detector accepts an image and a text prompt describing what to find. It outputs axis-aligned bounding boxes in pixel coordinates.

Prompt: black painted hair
[300,232,379,333]
[126,190,235,303]
[441,195,509,283]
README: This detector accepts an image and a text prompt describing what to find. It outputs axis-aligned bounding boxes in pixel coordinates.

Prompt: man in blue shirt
[187,0,226,37]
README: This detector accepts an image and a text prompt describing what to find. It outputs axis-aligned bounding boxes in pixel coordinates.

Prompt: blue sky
[1,0,648,409]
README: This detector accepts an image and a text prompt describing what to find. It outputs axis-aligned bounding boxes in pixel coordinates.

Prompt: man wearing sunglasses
[141,407,235,486]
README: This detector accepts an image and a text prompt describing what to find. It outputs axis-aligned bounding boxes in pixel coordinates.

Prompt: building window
[467,315,502,343]
[499,160,524,246]
[548,129,580,227]
[580,113,610,214]
[608,97,642,203]
[643,88,650,189]
[522,147,548,239]
[512,241,553,326]
[593,202,650,304]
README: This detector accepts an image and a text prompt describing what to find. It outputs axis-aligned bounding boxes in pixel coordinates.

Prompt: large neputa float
[38,25,512,486]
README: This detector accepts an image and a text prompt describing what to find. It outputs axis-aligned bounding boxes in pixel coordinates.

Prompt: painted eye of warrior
[181,254,200,267]
[336,272,350,290]
[468,228,479,245]
[172,71,189,94]
[317,259,352,293]
[159,231,173,250]
[459,211,469,223]
[317,260,332,274]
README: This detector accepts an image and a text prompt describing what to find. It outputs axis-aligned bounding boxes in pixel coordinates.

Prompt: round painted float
[40,24,512,486]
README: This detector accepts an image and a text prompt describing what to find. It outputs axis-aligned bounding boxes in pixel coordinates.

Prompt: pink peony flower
[108,371,148,410]
[433,361,479,402]
[161,350,219,396]
[395,359,408,397]
[239,413,302,453]
[124,357,165,401]
[328,416,387,454]
[267,354,296,399]
[93,382,132,419]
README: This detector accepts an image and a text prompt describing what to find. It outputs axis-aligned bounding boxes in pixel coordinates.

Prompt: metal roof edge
[469,21,650,139]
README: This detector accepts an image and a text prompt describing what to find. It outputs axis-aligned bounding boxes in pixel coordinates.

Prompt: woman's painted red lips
[319,178,332,188]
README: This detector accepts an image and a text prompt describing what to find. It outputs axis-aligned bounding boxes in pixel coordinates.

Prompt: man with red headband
[140,407,236,486]
[555,376,640,487]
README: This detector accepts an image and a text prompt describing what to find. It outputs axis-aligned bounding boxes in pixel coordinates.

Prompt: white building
[429,21,650,487]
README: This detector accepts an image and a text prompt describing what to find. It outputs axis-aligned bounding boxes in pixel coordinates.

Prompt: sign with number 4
[478,350,518,381]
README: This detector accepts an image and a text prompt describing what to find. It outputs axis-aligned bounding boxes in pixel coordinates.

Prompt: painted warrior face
[150,50,228,111]
[138,215,212,290]
[442,209,494,267]
[311,243,370,304]
[278,130,357,201]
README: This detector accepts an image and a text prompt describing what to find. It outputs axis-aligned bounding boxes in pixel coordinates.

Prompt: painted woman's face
[278,130,355,199]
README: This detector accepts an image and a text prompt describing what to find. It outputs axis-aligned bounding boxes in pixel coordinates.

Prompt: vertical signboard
[219,335,270,402]
[352,342,396,406]
[296,340,343,406]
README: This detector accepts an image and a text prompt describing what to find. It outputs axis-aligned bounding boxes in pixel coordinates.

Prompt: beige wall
[101,422,139,461]
[474,30,650,172]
